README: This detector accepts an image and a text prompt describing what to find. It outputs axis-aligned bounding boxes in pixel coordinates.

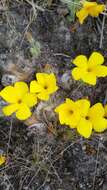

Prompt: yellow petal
[46,85,58,94]
[23,93,37,107]
[55,103,65,113]
[30,80,43,93]
[72,68,86,80]
[48,73,57,84]
[72,68,81,80]
[61,111,80,126]
[2,103,19,116]
[96,4,105,13]
[55,98,74,112]
[72,55,88,67]
[93,118,107,132]
[37,91,49,101]
[0,155,6,165]
[55,101,69,115]
[93,65,107,77]
[77,118,92,138]
[88,52,104,67]
[58,111,67,125]
[88,103,105,119]
[67,113,80,127]
[44,73,58,94]
[76,8,88,24]
[16,104,31,120]
[14,82,29,99]
[82,72,97,85]
[89,5,105,17]
[83,1,97,8]
[0,86,18,103]
[76,99,90,116]
[36,73,49,85]
[58,110,77,127]
[65,98,75,106]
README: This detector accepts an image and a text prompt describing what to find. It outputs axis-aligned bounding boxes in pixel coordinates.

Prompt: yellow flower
[30,73,58,101]
[0,82,37,120]
[76,1,105,24]
[55,98,81,127]
[76,100,107,138]
[0,155,6,165]
[72,52,107,85]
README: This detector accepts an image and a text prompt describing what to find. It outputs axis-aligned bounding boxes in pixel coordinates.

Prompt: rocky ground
[0,0,107,189]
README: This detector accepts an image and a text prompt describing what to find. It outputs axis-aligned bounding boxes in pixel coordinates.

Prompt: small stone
[1,74,17,86]
[60,71,73,90]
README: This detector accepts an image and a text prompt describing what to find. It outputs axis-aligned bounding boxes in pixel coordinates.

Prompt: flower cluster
[0,73,58,120]
[76,1,105,24]
[55,99,107,138]
[71,52,107,85]
[0,52,107,138]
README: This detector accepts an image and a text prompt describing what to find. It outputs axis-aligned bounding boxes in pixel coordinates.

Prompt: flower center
[44,85,48,90]
[17,99,22,104]
[69,110,74,115]
[86,5,95,12]
[87,68,92,72]
[85,116,90,120]
[86,7,91,11]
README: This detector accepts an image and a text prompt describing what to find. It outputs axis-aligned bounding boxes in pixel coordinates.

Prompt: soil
[0,0,107,189]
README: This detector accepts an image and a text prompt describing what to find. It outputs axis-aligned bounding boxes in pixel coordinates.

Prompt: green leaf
[30,41,41,58]
[60,0,80,21]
